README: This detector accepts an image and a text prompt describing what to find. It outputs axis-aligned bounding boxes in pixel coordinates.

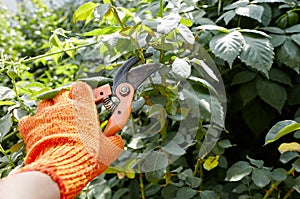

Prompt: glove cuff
[17,139,106,199]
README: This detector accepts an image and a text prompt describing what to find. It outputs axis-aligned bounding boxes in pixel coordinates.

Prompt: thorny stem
[139,173,146,199]
[263,167,295,199]
[283,188,294,199]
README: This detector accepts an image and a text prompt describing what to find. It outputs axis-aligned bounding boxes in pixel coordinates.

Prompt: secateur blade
[103,61,162,137]
[112,52,153,94]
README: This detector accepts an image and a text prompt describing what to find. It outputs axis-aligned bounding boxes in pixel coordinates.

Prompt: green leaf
[269,34,287,47]
[278,142,300,153]
[210,31,244,67]
[231,71,256,86]
[271,168,287,181]
[162,141,186,156]
[180,17,193,27]
[260,27,285,34]
[0,113,13,141]
[112,188,128,199]
[243,99,276,133]
[145,168,165,184]
[225,161,252,181]
[203,155,219,171]
[83,26,122,36]
[269,68,292,86]
[240,35,274,76]
[0,86,15,100]
[217,10,236,25]
[246,156,264,168]
[200,190,219,199]
[191,58,219,82]
[287,84,300,105]
[197,25,229,33]
[251,168,271,188]
[172,57,191,78]
[285,24,300,33]
[176,187,197,199]
[261,4,272,26]
[293,159,300,172]
[177,24,194,44]
[72,2,100,23]
[277,38,300,72]
[162,185,179,199]
[224,0,249,10]
[265,120,300,145]
[239,80,257,105]
[0,101,15,106]
[139,152,169,172]
[280,151,299,164]
[235,4,264,23]
[157,13,180,34]
[291,33,300,46]
[256,78,286,113]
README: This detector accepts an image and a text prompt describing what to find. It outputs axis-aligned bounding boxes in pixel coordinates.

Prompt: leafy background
[0,0,300,198]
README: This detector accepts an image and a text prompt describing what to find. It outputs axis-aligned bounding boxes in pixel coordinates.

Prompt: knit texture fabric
[16,81,124,199]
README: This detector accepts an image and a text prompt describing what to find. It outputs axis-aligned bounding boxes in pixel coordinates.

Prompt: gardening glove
[16,81,124,199]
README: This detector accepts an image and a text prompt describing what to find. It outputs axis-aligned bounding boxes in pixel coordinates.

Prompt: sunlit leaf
[172,57,191,78]
[203,155,219,171]
[278,142,300,153]
[240,35,274,76]
[210,31,244,67]
[265,120,300,145]
[177,24,194,44]
[0,86,15,100]
[235,4,264,22]
[157,13,180,34]
[72,2,100,23]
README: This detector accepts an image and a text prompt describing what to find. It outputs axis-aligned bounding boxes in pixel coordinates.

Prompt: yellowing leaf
[278,142,300,153]
[72,2,100,23]
[203,156,219,171]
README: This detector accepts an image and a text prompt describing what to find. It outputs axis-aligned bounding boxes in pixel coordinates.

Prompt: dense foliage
[0,0,300,198]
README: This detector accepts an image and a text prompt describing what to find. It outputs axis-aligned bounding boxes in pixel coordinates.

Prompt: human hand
[17,81,124,199]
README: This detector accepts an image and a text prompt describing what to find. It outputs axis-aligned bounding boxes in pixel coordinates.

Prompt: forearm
[0,171,60,199]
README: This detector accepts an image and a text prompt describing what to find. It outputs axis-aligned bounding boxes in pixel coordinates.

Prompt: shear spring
[103,97,117,112]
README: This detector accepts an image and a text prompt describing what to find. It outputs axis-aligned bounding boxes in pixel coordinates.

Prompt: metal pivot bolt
[119,85,130,96]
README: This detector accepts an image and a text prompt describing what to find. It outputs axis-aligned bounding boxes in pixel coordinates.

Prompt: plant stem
[263,167,295,199]
[217,0,222,16]
[283,189,294,199]
[139,173,146,199]
[159,0,163,17]
[0,144,15,167]
[165,165,171,185]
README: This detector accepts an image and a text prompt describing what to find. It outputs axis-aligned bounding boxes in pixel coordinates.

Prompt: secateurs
[93,53,162,137]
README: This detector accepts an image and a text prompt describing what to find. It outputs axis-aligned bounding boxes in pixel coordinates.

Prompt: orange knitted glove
[17,81,124,199]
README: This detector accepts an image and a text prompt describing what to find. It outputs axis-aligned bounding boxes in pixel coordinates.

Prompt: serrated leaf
[277,38,300,72]
[265,120,300,145]
[225,161,252,181]
[278,142,300,153]
[172,57,191,78]
[203,156,219,171]
[177,24,194,44]
[269,34,286,47]
[210,31,244,67]
[291,33,300,46]
[256,78,286,113]
[72,2,100,23]
[162,185,179,199]
[145,168,165,184]
[240,35,274,76]
[252,168,271,187]
[157,13,180,34]
[261,4,272,26]
[235,4,264,22]
[231,71,256,86]
[239,80,257,105]
[269,68,292,86]
[0,113,13,141]
[191,58,219,82]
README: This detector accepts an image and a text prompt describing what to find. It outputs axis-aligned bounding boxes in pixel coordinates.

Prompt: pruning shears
[92,53,161,136]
